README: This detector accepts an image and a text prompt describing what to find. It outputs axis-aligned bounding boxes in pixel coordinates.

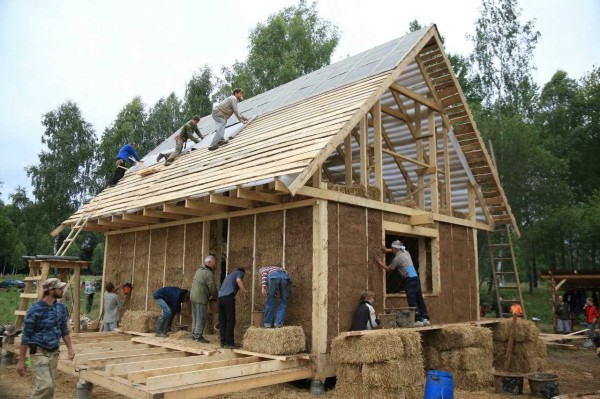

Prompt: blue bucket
[425,370,454,399]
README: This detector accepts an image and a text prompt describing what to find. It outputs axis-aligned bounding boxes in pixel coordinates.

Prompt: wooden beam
[50,224,66,238]
[105,352,238,376]
[164,204,211,217]
[209,194,254,209]
[344,133,353,185]
[428,108,439,213]
[74,347,169,366]
[380,148,429,168]
[442,124,452,208]
[97,218,134,228]
[184,199,229,213]
[128,356,262,384]
[381,105,410,123]
[410,213,434,226]
[383,220,438,238]
[358,117,369,187]
[111,215,145,226]
[372,101,383,201]
[122,213,162,224]
[146,359,303,391]
[380,125,415,192]
[236,188,281,204]
[88,351,187,370]
[415,102,425,209]
[143,208,187,220]
[390,82,442,112]
[312,200,328,379]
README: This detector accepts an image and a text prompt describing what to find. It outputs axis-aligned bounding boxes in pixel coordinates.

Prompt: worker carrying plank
[110,142,142,186]
[208,88,249,151]
[157,115,204,166]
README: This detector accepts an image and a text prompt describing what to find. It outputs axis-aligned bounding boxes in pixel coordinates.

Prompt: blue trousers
[156,298,175,334]
[264,271,291,327]
[406,277,429,321]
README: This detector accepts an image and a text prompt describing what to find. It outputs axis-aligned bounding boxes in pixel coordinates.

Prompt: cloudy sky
[0,0,598,202]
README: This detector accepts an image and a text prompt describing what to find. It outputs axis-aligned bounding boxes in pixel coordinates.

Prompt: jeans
[405,277,429,321]
[191,302,208,339]
[557,319,571,333]
[210,111,227,147]
[104,321,118,332]
[264,271,291,327]
[218,294,236,345]
[30,349,59,399]
[156,298,174,335]
[85,293,94,314]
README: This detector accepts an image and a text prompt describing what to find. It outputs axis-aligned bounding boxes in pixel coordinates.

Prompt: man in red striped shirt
[259,266,291,328]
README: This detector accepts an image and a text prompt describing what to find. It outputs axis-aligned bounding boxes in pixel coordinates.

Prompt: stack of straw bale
[492,318,548,373]
[331,330,424,399]
[422,325,494,391]
[242,326,305,355]
[119,310,161,333]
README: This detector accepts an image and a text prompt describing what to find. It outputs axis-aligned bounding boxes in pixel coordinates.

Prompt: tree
[468,0,540,118]
[96,97,146,188]
[26,101,98,225]
[182,66,216,120]
[91,242,104,275]
[145,93,184,148]
[222,0,339,98]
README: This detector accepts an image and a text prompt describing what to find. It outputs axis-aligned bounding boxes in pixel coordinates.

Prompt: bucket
[425,369,454,399]
[526,373,559,398]
[378,313,397,329]
[493,371,524,395]
[396,307,416,328]
[75,381,93,399]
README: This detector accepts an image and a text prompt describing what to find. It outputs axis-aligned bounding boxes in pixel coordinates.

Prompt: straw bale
[362,358,425,389]
[453,369,493,391]
[493,340,547,373]
[327,183,381,200]
[331,330,416,364]
[439,347,492,371]
[473,327,493,350]
[242,326,305,355]
[397,199,418,209]
[369,385,424,399]
[492,318,539,342]
[333,383,368,399]
[120,310,161,333]
[400,330,422,357]
[336,364,362,385]
[435,325,476,351]
[423,345,442,370]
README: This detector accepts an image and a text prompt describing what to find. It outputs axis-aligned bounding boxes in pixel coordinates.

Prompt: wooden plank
[312,199,328,379]
[146,359,303,391]
[236,188,281,204]
[130,337,218,355]
[383,220,438,238]
[78,370,152,399]
[127,356,261,384]
[87,351,188,370]
[381,148,429,168]
[157,367,315,399]
[372,101,383,201]
[106,352,238,376]
[410,213,434,226]
[185,199,229,213]
[74,347,169,366]
[344,133,353,185]
[122,213,162,224]
[163,203,211,217]
[381,105,410,122]
[143,209,187,220]
[389,82,442,112]
[209,194,254,209]
[358,116,368,187]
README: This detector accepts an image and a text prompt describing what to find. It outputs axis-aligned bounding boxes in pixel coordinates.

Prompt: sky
[0,0,598,202]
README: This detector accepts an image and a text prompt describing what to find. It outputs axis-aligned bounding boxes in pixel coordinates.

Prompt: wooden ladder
[15,198,100,328]
[488,225,526,319]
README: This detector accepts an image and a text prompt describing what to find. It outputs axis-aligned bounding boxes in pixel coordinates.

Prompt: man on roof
[110,142,141,186]
[208,88,249,151]
[158,115,204,166]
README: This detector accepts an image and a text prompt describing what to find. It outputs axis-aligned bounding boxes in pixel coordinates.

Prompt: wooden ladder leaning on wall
[488,224,526,319]
[15,197,100,328]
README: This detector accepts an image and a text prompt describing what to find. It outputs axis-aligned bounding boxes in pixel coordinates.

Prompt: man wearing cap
[17,278,76,398]
[375,240,431,326]
[208,88,249,151]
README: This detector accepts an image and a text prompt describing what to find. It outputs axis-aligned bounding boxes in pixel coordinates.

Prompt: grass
[0,274,102,325]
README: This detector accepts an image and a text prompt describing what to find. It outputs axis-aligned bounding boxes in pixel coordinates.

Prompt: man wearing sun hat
[374,240,430,326]
[17,278,76,398]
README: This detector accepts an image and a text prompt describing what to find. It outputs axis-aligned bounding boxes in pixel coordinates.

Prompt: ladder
[15,198,100,327]
[487,225,526,318]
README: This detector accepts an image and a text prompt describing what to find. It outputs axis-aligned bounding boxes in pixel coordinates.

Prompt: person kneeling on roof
[110,142,141,186]
[158,115,204,166]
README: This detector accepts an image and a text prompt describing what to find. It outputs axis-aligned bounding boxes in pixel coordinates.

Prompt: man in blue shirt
[375,240,430,326]
[110,142,142,186]
[153,287,190,337]
[17,278,76,398]
[218,267,248,348]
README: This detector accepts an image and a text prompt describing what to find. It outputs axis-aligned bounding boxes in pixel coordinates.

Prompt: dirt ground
[1,347,598,398]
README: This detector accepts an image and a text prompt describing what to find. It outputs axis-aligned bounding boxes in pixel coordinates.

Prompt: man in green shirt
[158,115,204,166]
[190,255,217,343]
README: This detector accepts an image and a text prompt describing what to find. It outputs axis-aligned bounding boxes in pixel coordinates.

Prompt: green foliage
[182,66,216,120]
[96,97,146,189]
[408,19,423,33]
[145,92,184,148]
[91,242,104,275]
[26,101,98,224]
[221,0,339,98]
[468,0,540,117]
